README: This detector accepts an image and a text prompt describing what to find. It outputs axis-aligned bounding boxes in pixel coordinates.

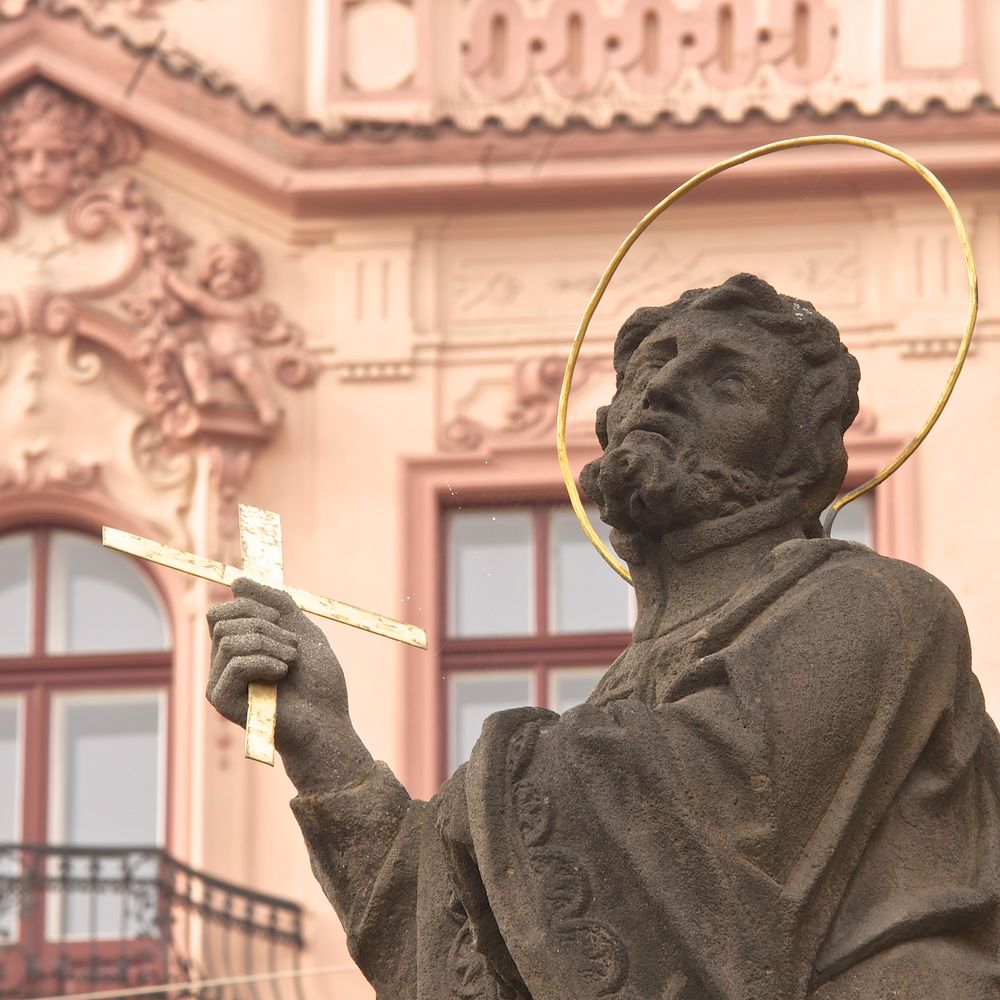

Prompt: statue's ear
[595,405,610,449]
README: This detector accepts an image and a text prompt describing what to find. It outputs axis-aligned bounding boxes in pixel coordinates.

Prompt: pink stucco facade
[1,2,999,996]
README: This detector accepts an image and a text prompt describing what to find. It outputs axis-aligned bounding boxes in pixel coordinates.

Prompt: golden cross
[103,504,427,766]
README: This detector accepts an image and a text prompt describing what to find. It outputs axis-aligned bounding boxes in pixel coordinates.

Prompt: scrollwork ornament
[131,419,194,489]
[56,334,102,383]
[66,180,191,300]
[39,294,75,337]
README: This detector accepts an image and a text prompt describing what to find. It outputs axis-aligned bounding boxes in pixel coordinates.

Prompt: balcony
[0,844,304,999]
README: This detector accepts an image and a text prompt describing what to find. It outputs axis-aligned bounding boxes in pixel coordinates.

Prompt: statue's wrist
[281,724,374,796]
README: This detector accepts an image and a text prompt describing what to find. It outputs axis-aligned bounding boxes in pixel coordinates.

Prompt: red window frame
[0,525,172,962]
[439,497,631,778]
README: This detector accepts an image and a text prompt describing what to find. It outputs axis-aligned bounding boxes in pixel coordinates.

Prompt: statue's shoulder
[781,537,964,628]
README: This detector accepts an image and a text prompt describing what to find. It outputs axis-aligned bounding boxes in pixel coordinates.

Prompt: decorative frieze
[452,0,982,131]
[442,226,865,344]
[463,0,836,101]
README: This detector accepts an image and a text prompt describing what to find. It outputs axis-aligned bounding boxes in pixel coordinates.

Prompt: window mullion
[32,529,48,657]
[22,684,48,845]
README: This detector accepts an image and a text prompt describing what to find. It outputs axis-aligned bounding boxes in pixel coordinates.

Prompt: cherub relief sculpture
[0,80,141,216]
[153,239,282,428]
[128,239,314,433]
[206,275,1000,999]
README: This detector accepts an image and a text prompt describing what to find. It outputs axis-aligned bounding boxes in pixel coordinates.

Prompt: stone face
[206,274,1000,998]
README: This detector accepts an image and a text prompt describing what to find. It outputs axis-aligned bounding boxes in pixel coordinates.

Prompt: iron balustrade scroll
[0,844,305,999]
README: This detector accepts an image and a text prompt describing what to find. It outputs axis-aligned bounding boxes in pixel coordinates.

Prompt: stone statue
[206,274,1000,998]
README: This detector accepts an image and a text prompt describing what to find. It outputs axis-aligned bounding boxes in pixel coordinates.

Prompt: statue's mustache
[581,432,772,538]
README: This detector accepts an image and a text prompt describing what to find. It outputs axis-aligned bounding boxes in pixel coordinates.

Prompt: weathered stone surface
[206,274,1000,998]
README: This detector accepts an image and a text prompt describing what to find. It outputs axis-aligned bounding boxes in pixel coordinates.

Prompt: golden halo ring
[556,134,978,585]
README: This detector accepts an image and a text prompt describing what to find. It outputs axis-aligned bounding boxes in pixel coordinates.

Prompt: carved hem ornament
[0,80,319,502]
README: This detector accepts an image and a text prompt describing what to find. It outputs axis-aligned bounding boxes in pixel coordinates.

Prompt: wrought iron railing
[0,844,305,999]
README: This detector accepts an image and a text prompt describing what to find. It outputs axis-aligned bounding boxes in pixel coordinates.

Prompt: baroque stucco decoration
[0,79,142,221]
[0,79,319,547]
[442,355,603,453]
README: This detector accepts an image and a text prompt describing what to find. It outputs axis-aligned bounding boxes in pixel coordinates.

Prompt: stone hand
[206,577,372,792]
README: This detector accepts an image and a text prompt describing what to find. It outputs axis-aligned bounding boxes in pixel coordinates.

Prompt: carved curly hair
[0,80,142,198]
[592,273,861,537]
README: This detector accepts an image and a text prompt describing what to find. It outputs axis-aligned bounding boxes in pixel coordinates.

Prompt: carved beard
[580,429,773,540]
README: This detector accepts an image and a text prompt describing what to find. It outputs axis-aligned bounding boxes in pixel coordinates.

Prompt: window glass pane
[450,672,532,771]
[49,692,163,939]
[0,700,20,943]
[447,511,534,638]
[0,700,19,842]
[46,532,170,654]
[827,494,874,547]
[549,507,632,634]
[549,668,605,715]
[0,533,31,656]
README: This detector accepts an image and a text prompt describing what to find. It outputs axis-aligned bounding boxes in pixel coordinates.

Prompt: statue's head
[580,273,860,548]
[198,238,262,300]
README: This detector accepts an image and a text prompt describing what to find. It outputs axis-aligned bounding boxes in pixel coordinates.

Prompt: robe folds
[291,539,1000,999]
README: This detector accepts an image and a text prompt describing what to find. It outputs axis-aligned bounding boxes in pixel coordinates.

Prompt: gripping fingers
[210,654,290,725]
[208,631,296,712]
[206,596,280,637]
[212,616,299,648]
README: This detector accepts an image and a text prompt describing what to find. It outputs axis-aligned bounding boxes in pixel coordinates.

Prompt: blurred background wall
[0,1,996,996]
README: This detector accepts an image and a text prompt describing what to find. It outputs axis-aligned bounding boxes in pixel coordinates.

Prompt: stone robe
[291,539,1000,999]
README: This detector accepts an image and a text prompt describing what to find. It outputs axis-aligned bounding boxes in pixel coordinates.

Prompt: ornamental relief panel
[442,226,867,347]
[440,354,612,454]
[463,0,838,102]
[0,79,319,547]
[453,0,983,131]
[456,0,985,129]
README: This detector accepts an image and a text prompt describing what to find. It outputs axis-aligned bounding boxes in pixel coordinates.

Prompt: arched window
[0,526,171,941]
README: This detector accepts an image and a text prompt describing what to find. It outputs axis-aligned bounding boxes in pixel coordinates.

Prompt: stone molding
[0,7,993,217]
[75,0,176,17]
[0,0,989,141]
